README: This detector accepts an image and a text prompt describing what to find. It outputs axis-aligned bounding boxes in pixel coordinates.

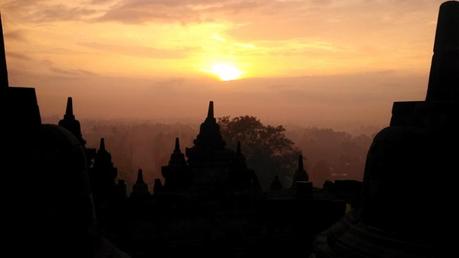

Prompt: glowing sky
[0,0,445,128]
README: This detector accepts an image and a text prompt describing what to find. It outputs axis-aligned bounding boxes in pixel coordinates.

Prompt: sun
[210,63,243,81]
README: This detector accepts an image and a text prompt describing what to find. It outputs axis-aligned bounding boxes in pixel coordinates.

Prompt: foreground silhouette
[313,1,459,257]
[1,13,128,258]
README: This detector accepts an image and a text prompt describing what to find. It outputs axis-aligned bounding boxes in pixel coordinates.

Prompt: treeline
[80,119,377,191]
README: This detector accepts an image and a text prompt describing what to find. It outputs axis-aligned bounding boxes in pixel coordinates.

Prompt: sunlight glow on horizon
[1,0,439,80]
[0,0,441,124]
[210,63,243,81]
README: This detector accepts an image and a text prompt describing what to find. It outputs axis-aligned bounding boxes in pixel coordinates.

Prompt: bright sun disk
[210,63,242,81]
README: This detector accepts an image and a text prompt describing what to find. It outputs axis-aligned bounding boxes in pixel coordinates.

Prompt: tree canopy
[218,116,300,190]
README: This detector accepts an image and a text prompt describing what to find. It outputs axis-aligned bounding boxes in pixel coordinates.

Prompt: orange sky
[1,0,444,129]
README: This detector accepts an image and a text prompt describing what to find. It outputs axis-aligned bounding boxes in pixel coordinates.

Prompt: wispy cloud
[7,51,30,60]
[95,0,304,24]
[4,29,27,41]
[32,5,98,22]
[1,1,98,22]
[80,42,195,59]
[49,66,96,77]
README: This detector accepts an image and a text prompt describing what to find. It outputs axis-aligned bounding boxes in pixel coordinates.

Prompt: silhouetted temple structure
[0,13,8,88]
[59,97,86,145]
[116,179,128,201]
[161,137,190,192]
[1,14,127,257]
[270,175,283,191]
[58,96,97,167]
[159,101,261,198]
[130,169,150,200]
[91,138,119,206]
[291,154,309,187]
[153,178,163,195]
[313,1,459,257]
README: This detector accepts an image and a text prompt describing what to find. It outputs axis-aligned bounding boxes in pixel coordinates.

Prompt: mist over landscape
[40,117,377,190]
[33,70,428,128]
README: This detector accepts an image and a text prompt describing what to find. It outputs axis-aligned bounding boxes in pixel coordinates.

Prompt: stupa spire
[1,13,9,89]
[64,97,74,118]
[291,154,309,188]
[58,96,86,145]
[426,1,459,102]
[136,169,145,184]
[174,137,181,153]
[99,138,106,152]
[298,154,304,171]
[207,101,214,119]
[188,101,226,152]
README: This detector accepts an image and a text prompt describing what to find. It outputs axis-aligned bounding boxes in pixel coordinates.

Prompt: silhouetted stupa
[161,137,190,192]
[313,2,459,257]
[291,154,309,188]
[1,14,116,256]
[58,97,86,145]
[130,169,150,199]
[188,101,226,152]
[156,102,261,199]
[0,13,8,89]
[270,175,283,191]
[116,179,127,201]
[0,15,41,128]
[91,138,118,206]
[153,178,163,195]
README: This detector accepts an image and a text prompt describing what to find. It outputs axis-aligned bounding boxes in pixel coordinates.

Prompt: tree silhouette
[219,116,300,190]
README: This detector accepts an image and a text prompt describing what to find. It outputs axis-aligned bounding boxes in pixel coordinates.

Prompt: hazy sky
[1,0,445,129]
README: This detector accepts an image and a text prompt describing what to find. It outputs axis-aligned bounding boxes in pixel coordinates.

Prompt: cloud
[1,0,443,29]
[49,66,96,77]
[80,42,194,59]
[97,1,202,24]
[0,0,303,25]
[28,58,98,78]
[4,29,27,41]
[96,0,273,24]
[31,5,98,22]
[1,1,98,22]
[7,51,31,60]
